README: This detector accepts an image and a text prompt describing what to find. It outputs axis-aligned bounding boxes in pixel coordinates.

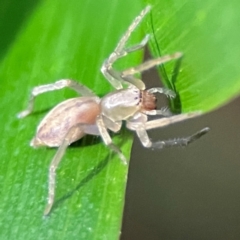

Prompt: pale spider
[18,6,209,215]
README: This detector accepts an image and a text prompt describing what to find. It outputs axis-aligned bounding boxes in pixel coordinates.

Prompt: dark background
[121,65,240,240]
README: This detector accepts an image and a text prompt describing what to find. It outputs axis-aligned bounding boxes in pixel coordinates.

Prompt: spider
[18,6,209,216]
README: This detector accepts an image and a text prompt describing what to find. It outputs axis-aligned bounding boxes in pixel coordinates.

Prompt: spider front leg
[136,126,209,149]
[18,79,96,118]
[101,35,150,90]
[127,112,209,148]
[101,6,151,90]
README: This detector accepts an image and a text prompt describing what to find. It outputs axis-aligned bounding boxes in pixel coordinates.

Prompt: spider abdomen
[31,97,100,147]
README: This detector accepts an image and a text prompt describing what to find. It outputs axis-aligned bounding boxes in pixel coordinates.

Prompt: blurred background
[122,66,240,240]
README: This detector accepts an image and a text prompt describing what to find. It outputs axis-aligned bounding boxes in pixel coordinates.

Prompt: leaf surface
[144,0,240,112]
[0,1,144,239]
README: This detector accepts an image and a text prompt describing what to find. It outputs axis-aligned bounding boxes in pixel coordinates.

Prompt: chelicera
[18,6,209,215]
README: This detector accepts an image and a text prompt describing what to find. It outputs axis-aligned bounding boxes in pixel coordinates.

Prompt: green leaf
[0,0,144,239]
[144,0,240,112]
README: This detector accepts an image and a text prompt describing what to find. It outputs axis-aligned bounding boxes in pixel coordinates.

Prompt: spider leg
[127,112,209,148]
[136,126,209,149]
[101,6,151,90]
[44,137,70,216]
[102,51,182,91]
[101,35,149,90]
[43,123,89,216]
[102,115,122,133]
[144,112,202,130]
[143,107,173,117]
[96,115,127,164]
[121,52,183,77]
[18,79,96,118]
[124,34,150,54]
[114,6,151,55]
